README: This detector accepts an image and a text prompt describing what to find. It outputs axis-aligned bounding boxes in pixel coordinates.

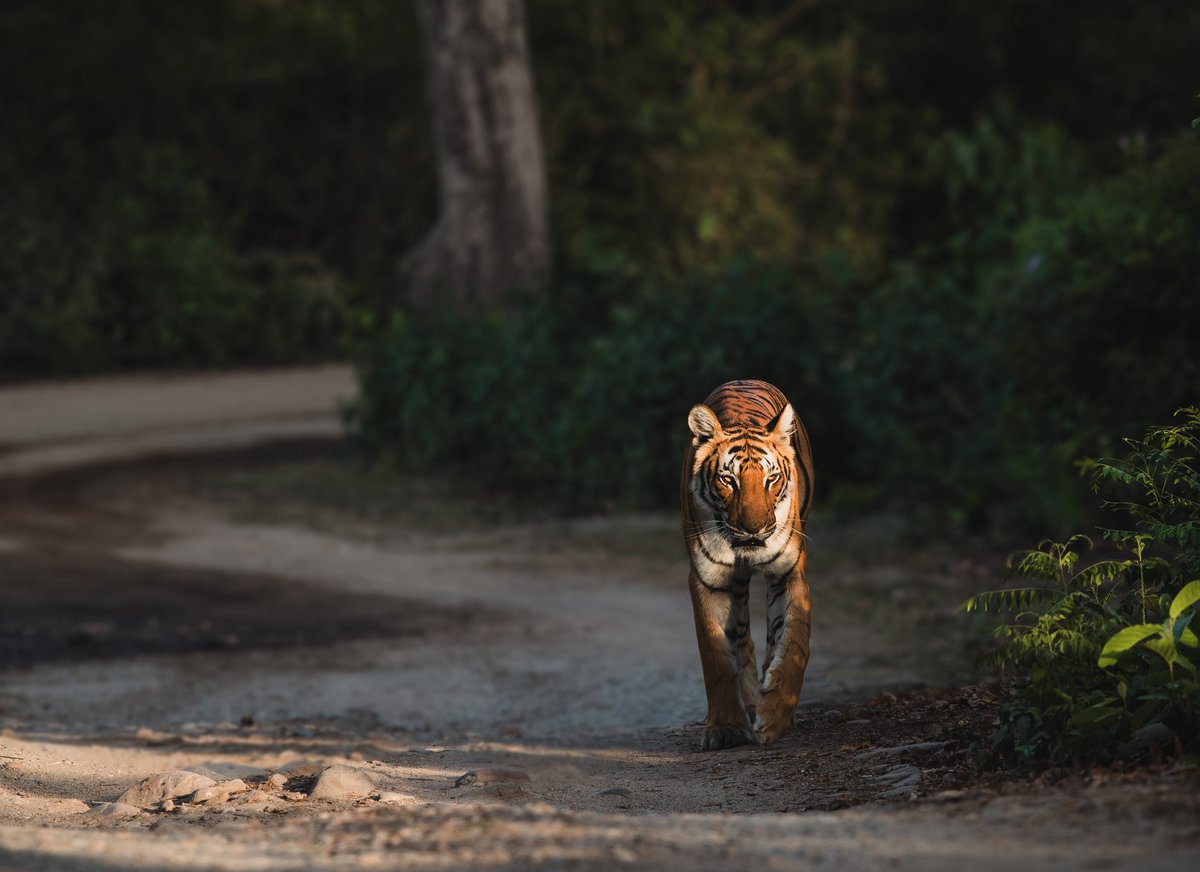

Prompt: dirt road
[0,368,1197,870]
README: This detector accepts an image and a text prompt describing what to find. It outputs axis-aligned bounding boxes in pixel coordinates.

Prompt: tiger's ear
[688,404,722,445]
[767,403,796,441]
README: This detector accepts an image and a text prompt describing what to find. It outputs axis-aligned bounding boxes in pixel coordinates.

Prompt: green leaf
[1180,626,1200,648]
[962,587,1050,613]
[1172,611,1195,644]
[1067,704,1120,728]
[1169,579,1200,618]
[1144,635,1177,668]
[1097,623,1162,667]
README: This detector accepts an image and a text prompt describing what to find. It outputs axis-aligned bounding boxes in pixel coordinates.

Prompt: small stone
[599,787,631,797]
[308,765,375,800]
[454,767,531,788]
[282,791,307,801]
[160,799,176,813]
[191,779,249,804]
[928,788,968,802]
[375,791,411,805]
[853,742,945,761]
[878,781,920,799]
[85,802,141,820]
[274,759,325,779]
[870,764,920,784]
[237,789,271,806]
[116,770,217,809]
[267,773,288,788]
[58,799,90,814]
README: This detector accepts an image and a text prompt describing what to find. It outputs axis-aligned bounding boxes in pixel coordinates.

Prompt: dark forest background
[3,0,1198,531]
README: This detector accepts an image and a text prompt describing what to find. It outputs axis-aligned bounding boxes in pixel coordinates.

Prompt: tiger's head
[687,403,798,551]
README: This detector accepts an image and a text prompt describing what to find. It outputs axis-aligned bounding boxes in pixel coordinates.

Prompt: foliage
[965,410,1200,765]
[5,0,1199,378]
[847,129,1200,530]
[530,2,885,276]
[0,0,417,375]
[351,127,1200,530]
[348,263,845,508]
[530,0,1199,277]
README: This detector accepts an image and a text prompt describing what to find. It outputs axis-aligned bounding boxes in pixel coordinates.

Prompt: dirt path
[0,369,1197,870]
[0,365,353,477]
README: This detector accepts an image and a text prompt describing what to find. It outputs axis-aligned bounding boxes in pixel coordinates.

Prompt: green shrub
[850,129,1200,530]
[347,263,848,508]
[351,127,1200,537]
[0,145,352,375]
[0,0,407,376]
[966,409,1200,765]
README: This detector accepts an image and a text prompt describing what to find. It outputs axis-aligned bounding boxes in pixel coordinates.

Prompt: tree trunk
[403,0,550,309]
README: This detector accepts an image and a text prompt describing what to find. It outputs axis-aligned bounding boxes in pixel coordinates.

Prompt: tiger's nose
[729,522,775,541]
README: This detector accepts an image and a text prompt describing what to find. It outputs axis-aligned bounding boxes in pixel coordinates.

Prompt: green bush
[966,409,1200,765]
[0,145,352,375]
[348,263,847,508]
[8,1,1197,378]
[848,129,1200,530]
[351,124,1199,535]
[0,0,410,376]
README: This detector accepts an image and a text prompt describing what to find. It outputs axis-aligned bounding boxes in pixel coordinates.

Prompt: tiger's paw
[701,721,756,751]
[753,695,798,745]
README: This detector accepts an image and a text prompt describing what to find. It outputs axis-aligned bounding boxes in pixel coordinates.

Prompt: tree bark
[403,0,550,309]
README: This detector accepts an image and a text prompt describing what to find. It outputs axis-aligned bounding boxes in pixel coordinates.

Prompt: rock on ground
[307,765,375,801]
[375,791,414,805]
[83,802,141,821]
[116,770,216,809]
[455,767,531,788]
[192,779,249,804]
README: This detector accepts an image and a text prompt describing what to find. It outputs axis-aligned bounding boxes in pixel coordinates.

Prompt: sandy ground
[0,368,1197,871]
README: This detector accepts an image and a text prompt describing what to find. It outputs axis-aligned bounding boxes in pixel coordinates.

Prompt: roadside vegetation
[967,410,1200,767]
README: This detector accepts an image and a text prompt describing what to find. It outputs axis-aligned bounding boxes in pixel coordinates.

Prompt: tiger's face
[687,402,797,552]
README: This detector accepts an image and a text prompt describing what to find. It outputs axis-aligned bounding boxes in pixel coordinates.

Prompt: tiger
[681,379,814,750]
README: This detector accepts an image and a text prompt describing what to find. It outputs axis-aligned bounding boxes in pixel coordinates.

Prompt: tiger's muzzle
[726,522,775,548]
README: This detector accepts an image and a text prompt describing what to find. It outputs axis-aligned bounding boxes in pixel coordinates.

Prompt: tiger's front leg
[734,579,761,720]
[688,568,755,750]
[755,551,812,745]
